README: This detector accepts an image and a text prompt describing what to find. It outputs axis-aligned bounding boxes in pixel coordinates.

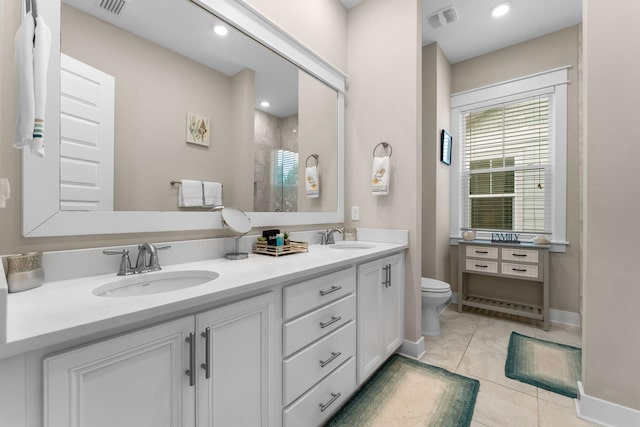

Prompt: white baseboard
[451,292,581,327]
[577,381,640,427]
[399,337,425,359]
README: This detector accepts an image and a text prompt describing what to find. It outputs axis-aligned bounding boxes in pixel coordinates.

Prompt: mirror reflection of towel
[306,166,319,198]
[179,179,203,207]
[203,181,222,207]
[372,156,390,195]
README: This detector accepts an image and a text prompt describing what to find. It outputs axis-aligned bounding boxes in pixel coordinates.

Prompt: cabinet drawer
[283,267,356,320]
[501,248,539,263]
[501,262,539,279]
[283,357,356,427]
[465,259,498,274]
[284,294,356,357]
[283,321,356,405]
[465,245,498,259]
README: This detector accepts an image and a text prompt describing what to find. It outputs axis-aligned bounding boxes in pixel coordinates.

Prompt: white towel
[305,166,319,198]
[372,156,390,195]
[0,178,10,208]
[178,179,203,207]
[203,181,222,207]
[13,12,51,158]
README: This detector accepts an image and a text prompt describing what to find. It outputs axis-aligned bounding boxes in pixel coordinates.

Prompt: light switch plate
[351,206,360,221]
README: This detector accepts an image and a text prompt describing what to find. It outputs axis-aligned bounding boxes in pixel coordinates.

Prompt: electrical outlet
[351,206,360,221]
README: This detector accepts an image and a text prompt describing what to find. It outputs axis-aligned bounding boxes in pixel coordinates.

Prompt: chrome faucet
[325,228,343,245]
[135,243,171,274]
[103,243,171,276]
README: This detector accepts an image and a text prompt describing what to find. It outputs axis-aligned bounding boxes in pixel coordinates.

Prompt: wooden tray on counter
[253,241,309,257]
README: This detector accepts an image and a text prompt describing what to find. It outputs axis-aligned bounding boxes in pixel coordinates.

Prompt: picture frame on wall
[441,129,452,165]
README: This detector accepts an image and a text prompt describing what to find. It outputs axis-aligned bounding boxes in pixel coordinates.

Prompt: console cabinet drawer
[284,294,355,357]
[465,245,498,259]
[501,262,539,279]
[283,267,356,320]
[283,322,356,406]
[465,259,498,274]
[501,248,539,263]
[283,357,356,427]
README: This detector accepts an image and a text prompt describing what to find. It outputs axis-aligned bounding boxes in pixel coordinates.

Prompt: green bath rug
[326,354,479,427]
[505,332,581,398]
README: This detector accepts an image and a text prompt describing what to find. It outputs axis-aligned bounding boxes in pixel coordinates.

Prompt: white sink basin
[329,242,376,250]
[93,270,220,297]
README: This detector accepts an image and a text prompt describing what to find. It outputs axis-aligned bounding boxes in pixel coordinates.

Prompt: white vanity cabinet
[357,253,404,383]
[43,292,275,427]
[282,267,358,427]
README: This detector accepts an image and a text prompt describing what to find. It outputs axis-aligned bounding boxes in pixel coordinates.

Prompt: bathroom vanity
[457,240,550,330]
[0,233,407,427]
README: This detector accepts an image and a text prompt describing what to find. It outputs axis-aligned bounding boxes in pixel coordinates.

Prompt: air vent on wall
[97,0,130,15]
[427,6,459,29]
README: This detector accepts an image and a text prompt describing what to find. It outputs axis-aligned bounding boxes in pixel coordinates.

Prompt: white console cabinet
[43,293,275,427]
[357,253,404,383]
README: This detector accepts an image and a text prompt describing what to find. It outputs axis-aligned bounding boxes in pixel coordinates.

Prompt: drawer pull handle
[320,316,342,329]
[319,285,342,296]
[475,264,488,268]
[475,250,488,254]
[512,253,528,257]
[185,332,195,387]
[319,351,342,368]
[319,392,342,412]
[512,268,528,272]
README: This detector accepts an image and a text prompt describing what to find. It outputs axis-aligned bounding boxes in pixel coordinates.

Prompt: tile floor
[419,306,598,427]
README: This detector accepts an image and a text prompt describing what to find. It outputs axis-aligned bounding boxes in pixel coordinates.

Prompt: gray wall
[449,26,582,314]
[583,0,640,410]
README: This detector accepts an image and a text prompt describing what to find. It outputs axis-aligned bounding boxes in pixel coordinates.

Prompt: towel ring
[373,142,392,158]
[305,154,319,167]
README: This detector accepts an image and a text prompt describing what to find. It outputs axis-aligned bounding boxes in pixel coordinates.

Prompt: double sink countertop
[0,235,407,358]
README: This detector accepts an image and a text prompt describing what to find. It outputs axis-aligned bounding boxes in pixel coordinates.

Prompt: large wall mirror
[23,0,345,236]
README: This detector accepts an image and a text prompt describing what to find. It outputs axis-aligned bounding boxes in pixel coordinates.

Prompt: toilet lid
[421,278,451,293]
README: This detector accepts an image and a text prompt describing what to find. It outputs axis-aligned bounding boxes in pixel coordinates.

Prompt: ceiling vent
[427,6,459,29]
[97,0,130,15]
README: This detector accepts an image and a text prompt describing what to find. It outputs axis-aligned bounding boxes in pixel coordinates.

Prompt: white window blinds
[460,94,553,234]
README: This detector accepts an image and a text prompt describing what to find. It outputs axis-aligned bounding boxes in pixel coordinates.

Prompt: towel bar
[170,181,223,187]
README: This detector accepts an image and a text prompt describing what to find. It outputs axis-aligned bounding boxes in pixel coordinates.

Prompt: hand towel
[0,178,10,208]
[203,181,222,207]
[305,166,319,198]
[13,12,51,158]
[372,156,390,196]
[178,179,203,207]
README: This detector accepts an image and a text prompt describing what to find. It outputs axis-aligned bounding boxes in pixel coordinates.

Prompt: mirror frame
[23,0,345,237]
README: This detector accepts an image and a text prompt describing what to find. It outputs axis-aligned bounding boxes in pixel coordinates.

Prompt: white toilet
[421,278,452,336]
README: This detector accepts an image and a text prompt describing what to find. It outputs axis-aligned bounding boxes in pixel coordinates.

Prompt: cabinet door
[382,253,404,358]
[196,292,275,427]
[44,317,195,427]
[356,257,385,384]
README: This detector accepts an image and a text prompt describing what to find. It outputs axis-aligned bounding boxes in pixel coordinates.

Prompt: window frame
[450,67,569,252]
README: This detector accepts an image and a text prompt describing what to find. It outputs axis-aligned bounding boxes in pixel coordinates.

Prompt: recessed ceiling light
[214,25,229,36]
[491,2,511,18]
[260,100,270,108]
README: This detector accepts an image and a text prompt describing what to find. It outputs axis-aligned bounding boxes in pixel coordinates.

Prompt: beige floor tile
[457,343,538,396]
[538,399,599,427]
[535,323,582,348]
[472,380,538,427]
[470,421,489,427]
[538,388,577,409]
[421,334,471,371]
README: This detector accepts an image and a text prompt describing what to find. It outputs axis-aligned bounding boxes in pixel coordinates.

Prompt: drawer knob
[513,253,527,257]
[475,264,488,268]
[319,392,342,412]
[512,268,528,272]
[320,316,342,329]
[319,285,342,296]
[475,250,488,254]
[319,351,342,368]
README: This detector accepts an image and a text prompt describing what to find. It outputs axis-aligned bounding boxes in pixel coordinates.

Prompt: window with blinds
[272,149,299,212]
[460,95,552,234]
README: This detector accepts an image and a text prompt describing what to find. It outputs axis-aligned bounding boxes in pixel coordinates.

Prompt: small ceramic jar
[6,252,44,293]
[462,230,476,241]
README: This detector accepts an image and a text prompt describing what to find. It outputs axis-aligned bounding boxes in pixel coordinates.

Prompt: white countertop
[1,240,406,357]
